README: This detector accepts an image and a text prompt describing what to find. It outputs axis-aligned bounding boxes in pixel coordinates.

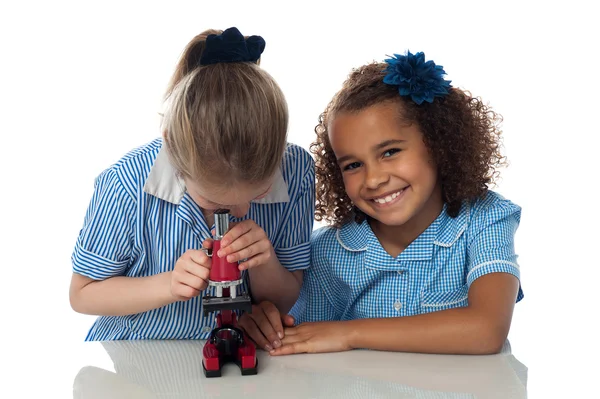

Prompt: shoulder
[281,143,314,181]
[111,138,162,179]
[306,225,361,301]
[283,142,313,165]
[436,191,521,246]
[310,224,355,264]
[308,226,341,277]
[311,225,339,249]
[97,138,162,195]
[277,143,315,202]
[468,191,521,227]
[460,191,522,243]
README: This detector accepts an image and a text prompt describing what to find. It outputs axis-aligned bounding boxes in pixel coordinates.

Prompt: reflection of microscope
[201,209,257,377]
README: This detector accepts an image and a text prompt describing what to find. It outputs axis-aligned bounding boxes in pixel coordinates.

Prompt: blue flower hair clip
[383,51,451,105]
[199,27,266,66]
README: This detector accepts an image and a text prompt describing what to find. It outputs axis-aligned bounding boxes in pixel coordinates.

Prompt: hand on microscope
[169,241,213,301]
[213,219,275,271]
[238,301,295,353]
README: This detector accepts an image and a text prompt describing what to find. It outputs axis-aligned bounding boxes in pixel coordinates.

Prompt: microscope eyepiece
[214,209,230,239]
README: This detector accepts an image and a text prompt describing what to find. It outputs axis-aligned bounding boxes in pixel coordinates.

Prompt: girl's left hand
[216,219,274,270]
[269,321,353,355]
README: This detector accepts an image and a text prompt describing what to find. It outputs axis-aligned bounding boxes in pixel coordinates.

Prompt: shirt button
[202,326,212,333]
[393,301,402,311]
[397,270,405,275]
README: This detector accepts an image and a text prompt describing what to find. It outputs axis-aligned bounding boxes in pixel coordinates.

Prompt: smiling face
[184,177,273,218]
[329,100,443,232]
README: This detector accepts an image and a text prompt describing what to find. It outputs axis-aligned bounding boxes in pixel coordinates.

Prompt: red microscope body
[202,209,257,377]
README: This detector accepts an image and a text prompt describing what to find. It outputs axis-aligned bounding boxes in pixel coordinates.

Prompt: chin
[364,210,411,227]
[375,216,410,227]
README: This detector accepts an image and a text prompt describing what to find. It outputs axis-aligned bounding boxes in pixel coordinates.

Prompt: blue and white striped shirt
[290,191,523,323]
[72,138,315,340]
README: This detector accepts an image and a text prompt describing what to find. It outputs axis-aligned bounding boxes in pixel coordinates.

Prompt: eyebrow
[336,139,406,165]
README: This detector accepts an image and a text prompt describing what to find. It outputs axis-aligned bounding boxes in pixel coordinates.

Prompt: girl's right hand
[170,249,212,301]
[238,301,296,353]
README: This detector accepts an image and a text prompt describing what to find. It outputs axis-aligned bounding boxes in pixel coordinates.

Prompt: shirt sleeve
[290,273,339,323]
[71,168,135,280]
[289,228,340,323]
[272,148,315,271]
[466,196,524,301]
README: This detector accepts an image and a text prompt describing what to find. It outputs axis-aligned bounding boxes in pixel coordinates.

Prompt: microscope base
[202,310,257,377]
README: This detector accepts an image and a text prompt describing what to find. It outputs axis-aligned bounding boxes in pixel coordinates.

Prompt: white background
[1,0,598,397]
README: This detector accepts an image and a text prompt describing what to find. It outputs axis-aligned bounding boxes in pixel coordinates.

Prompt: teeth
[373,190,402,204]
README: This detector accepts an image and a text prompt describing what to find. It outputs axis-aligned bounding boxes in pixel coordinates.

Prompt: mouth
[369,187,408,206]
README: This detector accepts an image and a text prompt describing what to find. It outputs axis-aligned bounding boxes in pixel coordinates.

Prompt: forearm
[346,307,508,355]
[248,250,302,313]
[70,272,177,316]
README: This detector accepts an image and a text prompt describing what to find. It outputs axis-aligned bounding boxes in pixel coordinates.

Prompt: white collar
[143,144,290,205]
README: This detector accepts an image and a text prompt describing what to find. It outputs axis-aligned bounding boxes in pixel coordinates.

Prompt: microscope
[201,209,257,377]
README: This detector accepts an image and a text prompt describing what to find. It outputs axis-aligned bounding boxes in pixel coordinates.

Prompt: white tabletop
[61,339,528,398]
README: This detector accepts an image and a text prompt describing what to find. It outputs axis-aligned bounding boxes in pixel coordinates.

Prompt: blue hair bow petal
[383,51,451,105]
[199,27,266,65]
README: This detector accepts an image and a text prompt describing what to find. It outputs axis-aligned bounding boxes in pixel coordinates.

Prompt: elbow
[69,273,97,315]
[69,290,85,314]
[470,327,508,355]
[69,285,92,315]
[473,339,505,355]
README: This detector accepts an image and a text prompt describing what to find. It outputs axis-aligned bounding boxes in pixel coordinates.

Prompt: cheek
[342,175,360,199]
[414,160,438,187]
[422,156,438,179]
[402,154,437,182]
[191,195,216,210]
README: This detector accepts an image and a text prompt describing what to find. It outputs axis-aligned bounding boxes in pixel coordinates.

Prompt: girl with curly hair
[241,51,523,356]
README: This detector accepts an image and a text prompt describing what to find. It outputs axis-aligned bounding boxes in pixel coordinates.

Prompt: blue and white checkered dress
[72,138,315,340]
[290,191,523,322]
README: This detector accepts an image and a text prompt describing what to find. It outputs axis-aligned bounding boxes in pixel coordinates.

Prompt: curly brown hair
[310,62,506,227]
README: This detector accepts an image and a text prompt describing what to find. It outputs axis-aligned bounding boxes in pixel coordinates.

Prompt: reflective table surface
[67,340,527,398]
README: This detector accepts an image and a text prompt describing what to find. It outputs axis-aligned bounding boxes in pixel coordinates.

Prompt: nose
[364,166,389,189]
[230,202,250,218]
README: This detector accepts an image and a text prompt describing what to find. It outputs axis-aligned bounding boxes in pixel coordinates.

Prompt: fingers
[171,249,212,300]
[170,270,203,300]
[219,220,254,248]
[176,271,207,291]
[238,312,273,353]
[187,249,211,270]
[213,220,274,269]
[283,326,299,336]
[202,238,213,250]
[238,304,283,352]
[282,314,296,327]
[251,307,282,350]
[237,250,272,271]
[269,327,308,356]
[218,221,266,256]
[261,301,285,339]
[171,283,201,300]
[184,251,211,280]
[227,239,270,263]
[270,341,308,356]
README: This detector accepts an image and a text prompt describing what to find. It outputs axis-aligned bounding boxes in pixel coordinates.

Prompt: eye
[343,161,362,171]
[383,148,401,158]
